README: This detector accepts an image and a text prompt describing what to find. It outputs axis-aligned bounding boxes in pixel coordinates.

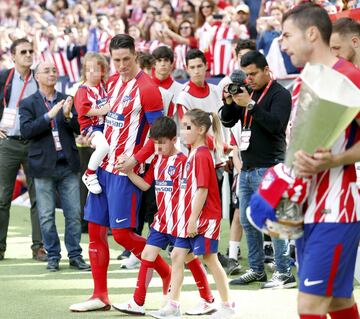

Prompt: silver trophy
[274,64,360,239]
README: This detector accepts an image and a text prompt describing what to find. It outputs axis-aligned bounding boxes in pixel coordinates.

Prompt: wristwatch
[246,100,256,111]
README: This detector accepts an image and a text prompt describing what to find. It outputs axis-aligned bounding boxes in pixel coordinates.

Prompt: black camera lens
[228,83,243,95]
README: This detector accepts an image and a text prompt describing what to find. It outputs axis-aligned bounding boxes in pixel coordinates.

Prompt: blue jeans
[34,162,82,261]
[239,167,290,274]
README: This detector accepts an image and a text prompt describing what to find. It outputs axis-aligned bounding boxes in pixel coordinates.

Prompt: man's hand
[0,129,7,139]
[99,103,110,115]
[187,218,198,238]
[232,87,252,107]
[63,96,73,118]
[82,130,95,148]
[117,156,138,173]
[115,154,129,171]
[293,148,338,177]
[48,100,65,119]
[223,84,233,105]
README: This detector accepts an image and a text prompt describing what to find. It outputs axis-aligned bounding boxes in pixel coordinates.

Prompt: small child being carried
[74,52,110,194]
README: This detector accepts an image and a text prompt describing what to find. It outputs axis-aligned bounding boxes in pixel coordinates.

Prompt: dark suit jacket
[19,90,80,178]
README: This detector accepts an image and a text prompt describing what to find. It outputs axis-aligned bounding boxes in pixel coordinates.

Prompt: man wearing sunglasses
[0,38,46,262]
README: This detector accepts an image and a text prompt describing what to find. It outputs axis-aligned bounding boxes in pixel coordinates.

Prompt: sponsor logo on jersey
[106,112,125,128]
[155,180,173,192]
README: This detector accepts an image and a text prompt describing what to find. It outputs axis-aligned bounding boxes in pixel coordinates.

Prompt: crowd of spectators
[0,0,341,82]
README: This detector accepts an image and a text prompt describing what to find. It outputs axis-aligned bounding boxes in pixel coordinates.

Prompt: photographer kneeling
[221,51,296,289]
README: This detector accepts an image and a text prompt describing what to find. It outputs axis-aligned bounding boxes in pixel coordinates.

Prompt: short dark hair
[235,39,256,57]
[282,3,332,45]
[137,52,155,70]
[109,34,135,54]
[333,18,360,37]
[10,38,31,55]
[185,49,206,66]
[152,46,174,63]
[150,116,177,140]
[240,50,268,69]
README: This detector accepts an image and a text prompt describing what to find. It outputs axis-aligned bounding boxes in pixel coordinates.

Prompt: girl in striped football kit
[74,52,110,194]
[149,109,237,319]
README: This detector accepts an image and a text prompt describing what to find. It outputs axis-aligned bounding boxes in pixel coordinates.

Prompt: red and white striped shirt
[98,30,112,54]
[74,83,108,131]
[101,70,163,175]
[40,37,80,82]
[177,146,222,239]
[210,25,237,76]
[144,152,187,236]
[303,59,360,224]
[174,37,198,70]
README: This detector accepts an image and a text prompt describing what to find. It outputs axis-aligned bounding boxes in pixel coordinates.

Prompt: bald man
[19,61,90,272]
[330,17,360,67]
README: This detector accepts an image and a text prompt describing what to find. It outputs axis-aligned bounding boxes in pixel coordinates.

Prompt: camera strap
[243,79,273,129]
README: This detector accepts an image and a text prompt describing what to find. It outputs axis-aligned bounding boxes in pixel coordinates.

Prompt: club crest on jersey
[122,95,133,103]
[261,171,275,190]
[155,180,173,192]
[168,165,176,176]
[180,178,187,189]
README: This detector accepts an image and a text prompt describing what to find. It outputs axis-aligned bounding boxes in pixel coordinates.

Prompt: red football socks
[329,303,360,319]
[186,257,214,303]
[299,315,327,319]
[85,169,96,175]
[134,259,155,306]
[88,222,110,304]
[112,228,171,295]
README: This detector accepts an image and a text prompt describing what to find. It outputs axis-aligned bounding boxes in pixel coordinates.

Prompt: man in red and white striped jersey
[70,34,171,313]
[281,4,360,319]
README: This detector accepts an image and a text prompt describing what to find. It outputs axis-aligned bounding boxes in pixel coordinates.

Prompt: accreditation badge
[52,130,63,151]
[240,129,251,151]
[0,108,17,129]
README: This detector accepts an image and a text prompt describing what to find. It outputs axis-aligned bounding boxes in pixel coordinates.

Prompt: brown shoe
[33,247,48,262]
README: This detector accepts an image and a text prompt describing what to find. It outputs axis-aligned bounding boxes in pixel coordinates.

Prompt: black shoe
[0,251,4,261]
[47,259,59,272]
[217,252,229,268]
[229,269,267,285]
[69,257,91,271]
[264,244,274,264]
[32,247,48,262]
[117,249,130,260]
[261,271,297,289]
[227,258,241,276]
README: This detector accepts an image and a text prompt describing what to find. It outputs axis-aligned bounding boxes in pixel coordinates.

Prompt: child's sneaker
[82,173,102,194]
[112,298,145,315]
[209,301,237,319]
[185,299,217,315]
[148,301,181,319]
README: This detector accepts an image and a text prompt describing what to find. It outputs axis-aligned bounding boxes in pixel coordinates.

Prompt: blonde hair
[185,108,223,157]
[81,52,109,83]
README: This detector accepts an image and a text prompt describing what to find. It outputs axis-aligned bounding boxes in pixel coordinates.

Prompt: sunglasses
[180,26,191,30]
[201,5,212,9]
[20,49,34,55]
